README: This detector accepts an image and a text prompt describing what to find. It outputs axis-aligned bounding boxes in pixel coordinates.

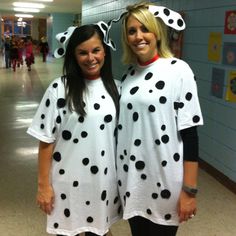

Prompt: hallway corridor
[0,55,235,236]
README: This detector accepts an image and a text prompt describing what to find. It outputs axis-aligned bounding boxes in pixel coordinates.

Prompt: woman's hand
[178,190,197,223]
[37,184,55,215]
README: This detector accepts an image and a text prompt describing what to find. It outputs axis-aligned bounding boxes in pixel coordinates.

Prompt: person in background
[39,36,49,62]
[25,36,34,71]
[3,37,11,69]
[116,2,203,236]
[27,23,121,236]
[9,36,19,72]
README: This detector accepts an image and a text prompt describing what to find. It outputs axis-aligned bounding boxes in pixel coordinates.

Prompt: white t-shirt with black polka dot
[27,77,122,235]
[117,58,203,226]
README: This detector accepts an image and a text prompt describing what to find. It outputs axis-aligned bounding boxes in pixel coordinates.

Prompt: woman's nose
[88,53,95,61]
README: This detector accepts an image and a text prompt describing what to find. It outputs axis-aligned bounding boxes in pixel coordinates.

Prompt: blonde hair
[122,2,173,64]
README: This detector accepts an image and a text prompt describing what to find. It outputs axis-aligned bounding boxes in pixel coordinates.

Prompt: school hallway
[0,55,235,236]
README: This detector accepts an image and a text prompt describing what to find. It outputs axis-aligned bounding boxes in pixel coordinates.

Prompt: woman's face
[75,33,105,79]
[126,15,158,63]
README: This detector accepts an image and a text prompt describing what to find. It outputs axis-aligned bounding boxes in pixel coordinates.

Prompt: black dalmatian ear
[54,26,77,58]
[95,21,116,51]
[148,5,185,31]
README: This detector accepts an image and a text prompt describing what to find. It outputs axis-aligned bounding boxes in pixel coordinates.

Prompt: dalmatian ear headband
[106,5,186,37]
[54,21,117,59]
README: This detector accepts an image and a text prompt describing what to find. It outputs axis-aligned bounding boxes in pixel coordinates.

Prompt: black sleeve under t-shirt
[180,126,199,162]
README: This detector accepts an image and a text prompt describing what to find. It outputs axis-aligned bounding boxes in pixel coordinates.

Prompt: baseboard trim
[199,158,236,194]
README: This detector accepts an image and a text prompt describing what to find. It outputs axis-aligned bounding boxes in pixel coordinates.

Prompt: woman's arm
[36,141,55,215]
[178,127,199,223]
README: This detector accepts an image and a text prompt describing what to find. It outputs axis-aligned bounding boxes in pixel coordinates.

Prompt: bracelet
[182,185,198,196]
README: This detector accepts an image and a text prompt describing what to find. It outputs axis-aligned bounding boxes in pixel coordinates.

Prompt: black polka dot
[73,181,79,187]
[114,196,119,204]
[130,86,139,95]
[101,95,105,99]
[133,112,139,122]
[162,161,167,167]
[104,167,108,175]
[78,116,84,123]
[161,125,166,131]
[57,98,66,108]
[81,131,88,138]
[159,96,167,104]
[161,135,169,144]
[149,105,156,112]
[101,190,107,201]
[82,158,89,166]
[178,19,184,27]
[168,19,174,24]
[90,166,99,174]
[130,69,135,76]
[126,192,130,197]
[100,124,105,130]
[155,139,161,145]
[130,155,136,161]
[56,115,61,123]
[185,92,192,101]
[53,152,61,162]
[165,214,171,220]
[157,182,161,187]
[61,193,66,200]
[118,180,122,186]
[86,201,90,205]
[123,164,129,172]
[152,193,158,199]
[59,169,65,175]
[94,103,100,110]
[161,189,171,199]
[64,208,70,217]
[118,124,122,130]
[135,161,145,170]
[120,155,124,160]
[45,99,50,107]
[173,153,180,162]
[127,103,133,109]
[147,209,152,215]
[193,115,200,123]
[141,174,147,180]
[145,72,153,80]
[54,223,59,228]
[62,130,72,140]
[171,60,177,64]
[163,8,170,16]
[52,127,56,133]
[41,114,45,119]
[155,81,165,89]
[87,216,93,223]
[134,139,141,146]
[104,114,112,123]
[101,150,105,156]
[73,138,78,143]
[52,83,58,88]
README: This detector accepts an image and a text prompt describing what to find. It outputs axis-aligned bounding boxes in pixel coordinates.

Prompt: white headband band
[54,21,116,59]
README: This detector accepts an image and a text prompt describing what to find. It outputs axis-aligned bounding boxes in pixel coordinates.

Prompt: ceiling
[0,0,82,18]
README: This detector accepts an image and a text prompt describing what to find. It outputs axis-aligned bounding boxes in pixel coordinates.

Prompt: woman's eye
[128,28,136,35]
[141,26,149,33]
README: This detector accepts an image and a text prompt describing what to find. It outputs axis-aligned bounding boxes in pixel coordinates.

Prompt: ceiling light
[13,2,45,8]
[15,14,34,18]
[14,7,40,13]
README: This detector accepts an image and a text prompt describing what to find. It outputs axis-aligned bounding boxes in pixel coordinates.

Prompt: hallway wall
[81,0,236,182]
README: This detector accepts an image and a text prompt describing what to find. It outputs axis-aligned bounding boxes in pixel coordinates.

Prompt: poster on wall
[225,71,236,102]
[222,42,236,66]
[211,68,225,99]
[224,10,236,34]
[208,32,222,62]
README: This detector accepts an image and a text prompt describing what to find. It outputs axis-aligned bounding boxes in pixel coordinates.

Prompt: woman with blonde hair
[116,2,203,235]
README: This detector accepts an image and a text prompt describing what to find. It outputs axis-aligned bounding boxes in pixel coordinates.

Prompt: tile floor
[0,55,235,236]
